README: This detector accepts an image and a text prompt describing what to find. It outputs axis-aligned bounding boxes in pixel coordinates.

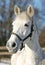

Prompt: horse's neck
[24,29,41,53]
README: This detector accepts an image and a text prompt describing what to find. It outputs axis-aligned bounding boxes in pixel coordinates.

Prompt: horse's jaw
[24,30,40,51]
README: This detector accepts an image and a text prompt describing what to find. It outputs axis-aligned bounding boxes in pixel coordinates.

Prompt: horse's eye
[24,24,29,27]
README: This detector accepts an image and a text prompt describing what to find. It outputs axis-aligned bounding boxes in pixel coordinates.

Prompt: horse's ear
[14,5,20,16]
[27,5,34,17]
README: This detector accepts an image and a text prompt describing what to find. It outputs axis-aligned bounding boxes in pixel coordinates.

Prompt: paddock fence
[0,46,12,60]
[0,46,45,59]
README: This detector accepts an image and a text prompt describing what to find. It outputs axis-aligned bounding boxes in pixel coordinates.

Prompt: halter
[12,19,34,50]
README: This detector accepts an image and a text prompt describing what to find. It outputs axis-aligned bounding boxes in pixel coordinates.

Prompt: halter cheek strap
[11,20,34,50]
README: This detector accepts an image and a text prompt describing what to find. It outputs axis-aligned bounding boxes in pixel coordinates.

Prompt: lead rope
[20,42,25,50]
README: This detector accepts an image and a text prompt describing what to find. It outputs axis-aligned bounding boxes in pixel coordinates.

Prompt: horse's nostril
[12,42,16,47]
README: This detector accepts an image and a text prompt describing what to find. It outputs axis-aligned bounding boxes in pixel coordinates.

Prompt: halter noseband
[12,20,34,50]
